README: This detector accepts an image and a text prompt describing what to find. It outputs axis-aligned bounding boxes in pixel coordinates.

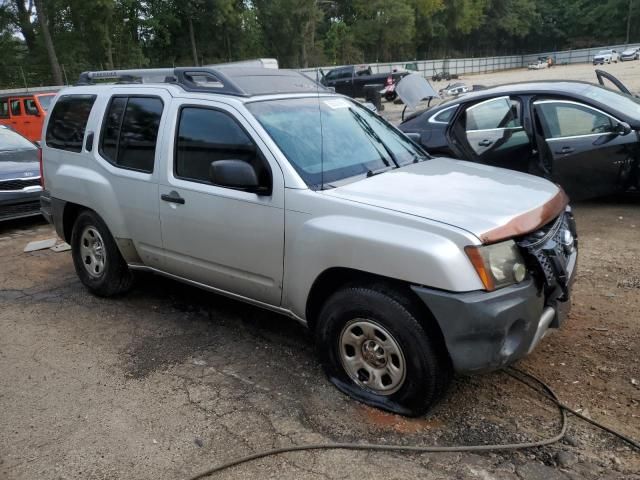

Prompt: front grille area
[0,201,41,220]
[0,178,41,191]
[517,208,578,301]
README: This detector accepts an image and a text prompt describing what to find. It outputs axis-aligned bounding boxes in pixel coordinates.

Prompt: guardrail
[300,43,639,78]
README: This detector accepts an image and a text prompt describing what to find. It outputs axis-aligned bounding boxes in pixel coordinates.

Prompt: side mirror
[209,159,265,193]
[616,122,632,136]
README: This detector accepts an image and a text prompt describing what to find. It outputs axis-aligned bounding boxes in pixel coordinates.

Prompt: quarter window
[99,96,163,173]
[175,107,269,188]
[535,102,615,139]
[46,95,97,153]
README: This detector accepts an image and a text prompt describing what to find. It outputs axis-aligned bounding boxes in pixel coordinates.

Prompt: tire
[71,210,133,297]
[315,284,451,417]
[384,91,397,102]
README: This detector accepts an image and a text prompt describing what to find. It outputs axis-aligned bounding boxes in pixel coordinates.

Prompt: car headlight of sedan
[465,241,527,291]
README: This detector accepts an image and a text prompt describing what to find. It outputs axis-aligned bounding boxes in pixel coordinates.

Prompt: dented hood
[325,158,567,243]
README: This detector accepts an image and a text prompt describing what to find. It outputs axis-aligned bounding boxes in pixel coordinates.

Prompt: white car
[620,47,640,61]
[593,49,619,65]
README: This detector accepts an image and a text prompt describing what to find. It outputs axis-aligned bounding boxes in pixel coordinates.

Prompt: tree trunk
[188,17,199,66]
[13,0,37,53]
[34,0,63,85]
[626,0,633,44]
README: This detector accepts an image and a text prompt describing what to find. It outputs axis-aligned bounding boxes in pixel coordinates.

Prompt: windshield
[247,97,427,188]
[586,85,640,117]
[37,94,54,111]
[0,128,37,153]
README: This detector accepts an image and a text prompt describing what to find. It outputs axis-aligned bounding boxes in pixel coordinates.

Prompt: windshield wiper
[348,107,400,168]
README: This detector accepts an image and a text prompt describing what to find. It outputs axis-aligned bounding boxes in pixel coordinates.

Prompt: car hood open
[324,157,567,243]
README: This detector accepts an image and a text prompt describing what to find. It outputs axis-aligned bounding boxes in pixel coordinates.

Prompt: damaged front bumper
[411,209,578,374]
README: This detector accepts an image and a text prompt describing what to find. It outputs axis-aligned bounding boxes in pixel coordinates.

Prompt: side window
[175,107,269,189]
[10,99,22,116]
[465,96,519,131]
[464,97,528,157]
[24,98,39,116]
[535,101,615,139]
[99,96,163,173]
[0,99,8,118]
[46,95,97,153]
[430,106,457,124]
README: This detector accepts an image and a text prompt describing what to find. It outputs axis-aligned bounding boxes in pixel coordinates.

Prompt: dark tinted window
[175,107,269,187]
[10,99,21,116]
[99,96,163,173]
[46,95,96,152]
[0,99,8,118]
[100,97,127,164]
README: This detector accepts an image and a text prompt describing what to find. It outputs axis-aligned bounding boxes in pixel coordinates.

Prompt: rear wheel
[71,210,133,296]
[315,285,451,416]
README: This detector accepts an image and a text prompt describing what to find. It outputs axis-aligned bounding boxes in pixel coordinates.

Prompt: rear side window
[99,96,163,173]
[0,99,8,118]
[46,95,97,152]
[10,99,21,116]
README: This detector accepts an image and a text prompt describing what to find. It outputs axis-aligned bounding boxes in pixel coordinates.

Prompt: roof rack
[77,67,248,96]
[76,64,328,97]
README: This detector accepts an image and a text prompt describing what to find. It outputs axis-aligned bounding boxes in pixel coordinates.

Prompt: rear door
[533,99,637,199]
[0,98,10,128]
[22,97,41,141]
[449,95,534,173]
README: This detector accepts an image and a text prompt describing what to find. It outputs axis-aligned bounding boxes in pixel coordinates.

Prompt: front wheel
[71,210,133,297]
[315,285,451,416]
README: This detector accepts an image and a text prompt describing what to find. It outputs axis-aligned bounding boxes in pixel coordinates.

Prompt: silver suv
[40,66,578,416]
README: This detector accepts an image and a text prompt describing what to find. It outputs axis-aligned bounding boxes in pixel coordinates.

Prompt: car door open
[533,99,637,199]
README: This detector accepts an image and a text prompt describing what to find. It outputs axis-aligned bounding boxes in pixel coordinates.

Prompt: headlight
[465,241,527,291]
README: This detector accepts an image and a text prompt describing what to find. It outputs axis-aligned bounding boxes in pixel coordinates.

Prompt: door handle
[478,139,493,147]
[161,191,185,204]
[555,146,575,154]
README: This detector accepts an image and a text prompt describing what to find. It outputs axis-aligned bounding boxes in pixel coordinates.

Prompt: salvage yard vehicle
[0,87,58,142]
[40,66,578,416]
[620,47,640,61]
[0,125,43,222]
[399,80,640,200]
[592,49,619,65]
[320,64,408,99]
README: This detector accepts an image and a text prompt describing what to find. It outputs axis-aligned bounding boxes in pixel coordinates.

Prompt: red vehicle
[0,89,58,142]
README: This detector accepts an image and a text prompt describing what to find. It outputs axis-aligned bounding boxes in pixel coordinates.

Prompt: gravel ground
[1,63,639,480]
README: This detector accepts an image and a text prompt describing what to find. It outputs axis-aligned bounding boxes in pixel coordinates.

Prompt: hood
[622,49,636,55]
[0,149,40,181]
[594,53,611,58]
[324,158,565,243]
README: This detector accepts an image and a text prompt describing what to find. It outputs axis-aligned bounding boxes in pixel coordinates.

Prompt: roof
[76,66,328,97]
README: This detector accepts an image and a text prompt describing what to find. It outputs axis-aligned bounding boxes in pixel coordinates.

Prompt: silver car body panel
[42,84,561,323]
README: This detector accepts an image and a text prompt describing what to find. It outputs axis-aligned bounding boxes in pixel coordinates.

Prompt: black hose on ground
[185,368,639,479]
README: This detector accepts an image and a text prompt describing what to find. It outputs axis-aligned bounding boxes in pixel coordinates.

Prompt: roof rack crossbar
[76,67,248,96]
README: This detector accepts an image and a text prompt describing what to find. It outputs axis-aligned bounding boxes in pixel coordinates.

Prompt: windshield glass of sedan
[586,85,640,117]
[247,97,425,188]
[0,128,37,153]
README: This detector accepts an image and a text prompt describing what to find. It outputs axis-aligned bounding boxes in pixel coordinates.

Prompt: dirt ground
[1,63,639,480]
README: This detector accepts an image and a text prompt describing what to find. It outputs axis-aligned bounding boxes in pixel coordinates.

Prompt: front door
[533,99,638,199]
[22,97,41,141]
[158,101,285,306]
